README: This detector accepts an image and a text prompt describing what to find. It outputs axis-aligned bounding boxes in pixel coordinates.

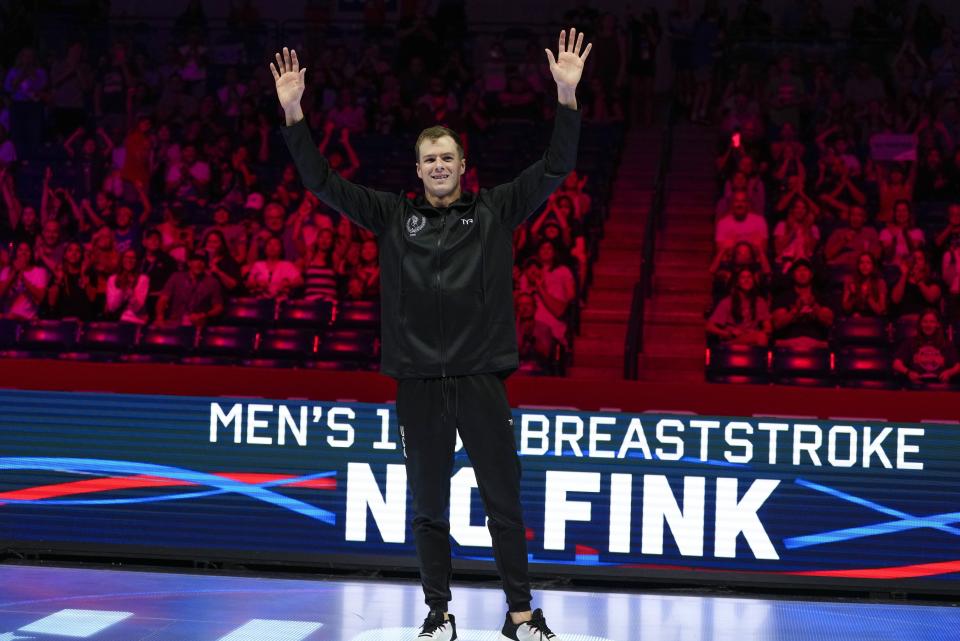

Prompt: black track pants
[396,372,532,613]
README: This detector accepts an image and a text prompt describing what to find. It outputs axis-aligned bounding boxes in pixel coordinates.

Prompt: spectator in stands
[555,170,591,220]
[816,153,867,221]
[893,308,960,384]
[715,190,768,256]
[521,240,576,347]
[63,126,114,200]
[1,170,39,244]
[156,202,194,264]
[85,228,120,317]
[880,200,925,269]
[710,239,771,301]
[248,201,298,264]
[105,249,149,324]
[46,241,94,321]
[706,267,771,346]
[916,147,954,201]
[626,6,661,126]
[771,259,835,347]
[942,231,960,320]
[34,220,66,275]
[202,229,242,295]
[0,241,48,320]
[0,124,16,167]
[140,228,176,320]
[318,124,361,181]
[842,252,888,317]
[873,162,916,224]
[934,203,960,253]
[844,61,886,109]
[824,204,881,270]
[304,227,340,303]
[515,290,558,373]
[719,165,766,219]
[891,249,942,321]
[50,42,93,136]
[355,239,380,300]
[4,47,48,157]
[765,55,805,130]
[773,197,820,274]
[154,249,223,327]
[246,235,302,300]
[583,77,625,123]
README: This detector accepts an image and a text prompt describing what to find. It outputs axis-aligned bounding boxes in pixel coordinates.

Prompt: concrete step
[582,307,631,323]
[653,273,713,295]
[587,289,634,309]
[637,354,705,373]
[593,262,642,277]
[637,368,706,384]
[643,322,707,346]
[657,237,713,253]
[573,351,624,368]
[577,322,629,340]
[654,249,711,269]
[575,335,628,357]
[646,292,712,313]
[567,365,623,380]
[644,306,706,324]
[599,248,643,265]
[663,227,714,243]
[604,221,647,235]
[589,271,639,289]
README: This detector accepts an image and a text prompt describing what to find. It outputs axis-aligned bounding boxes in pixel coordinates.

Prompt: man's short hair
[415,126,464,162]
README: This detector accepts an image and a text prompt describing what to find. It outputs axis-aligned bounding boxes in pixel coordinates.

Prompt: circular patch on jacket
[406,213,427,236]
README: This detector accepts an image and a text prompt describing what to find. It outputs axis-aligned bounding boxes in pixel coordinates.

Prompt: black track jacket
[280,105,581,379]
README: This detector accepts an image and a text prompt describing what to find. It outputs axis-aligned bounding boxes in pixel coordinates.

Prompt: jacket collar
[412,191,476,216]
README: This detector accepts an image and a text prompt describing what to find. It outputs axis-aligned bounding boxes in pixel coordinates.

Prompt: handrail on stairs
[623,100,677,380]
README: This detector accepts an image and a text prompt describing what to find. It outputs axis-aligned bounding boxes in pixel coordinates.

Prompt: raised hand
[545,28,593,93]
[269,47,307,123]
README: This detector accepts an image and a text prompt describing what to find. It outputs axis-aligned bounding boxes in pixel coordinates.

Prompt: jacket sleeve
[482,104,582,230]
[280,120,398,236]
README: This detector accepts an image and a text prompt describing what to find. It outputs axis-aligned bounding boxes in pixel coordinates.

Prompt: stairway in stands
[637,124,716,383]
[568,127,661,379]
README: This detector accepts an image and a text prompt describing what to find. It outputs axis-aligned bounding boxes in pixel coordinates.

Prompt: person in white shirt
[105,249,149,324]
[0,241,48,320]
[715,189,768,256]
[246,235,303,299]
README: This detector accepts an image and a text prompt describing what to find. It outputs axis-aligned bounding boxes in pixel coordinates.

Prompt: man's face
[416,136,465,201]
[264,205,285,231]
[188,257,206,277]
[850,207,866,229]
[792,265,813,286]
[42,221,60,246]
[144,234,160,252]
[732,194,749,220]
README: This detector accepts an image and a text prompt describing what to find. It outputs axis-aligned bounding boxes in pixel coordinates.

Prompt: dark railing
[623,100,676,380]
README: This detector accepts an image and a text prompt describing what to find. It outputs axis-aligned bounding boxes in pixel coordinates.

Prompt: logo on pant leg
[399,424,407,458]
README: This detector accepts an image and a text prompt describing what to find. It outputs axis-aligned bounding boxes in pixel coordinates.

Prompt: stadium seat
[771,346,833,387]
[136,325,198,354]
[0,319,21,348]
[315,329,378,362]
[334,300,379,330]
[893,317,919,346]
[221,297,276,326]
[278,298,335,328]
[17,320,80,353]
[835,347,897,390]
[194,326,258,357]
[832,317,889,347]
[78,322,139,353]
[241,328,316,368]
[705,344,769,385]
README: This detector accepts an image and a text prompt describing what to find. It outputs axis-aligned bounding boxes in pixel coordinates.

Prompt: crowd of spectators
[0,2,628,374]
[703,1,960,387]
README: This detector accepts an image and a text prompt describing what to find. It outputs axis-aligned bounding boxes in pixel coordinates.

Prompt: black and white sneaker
[416,610,457,640]
[500,609,559,640]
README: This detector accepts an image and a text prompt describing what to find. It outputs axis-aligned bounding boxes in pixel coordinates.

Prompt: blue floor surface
[0,565,957,640]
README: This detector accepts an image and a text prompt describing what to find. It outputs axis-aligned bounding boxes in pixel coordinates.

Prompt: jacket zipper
[436,213,448,377]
